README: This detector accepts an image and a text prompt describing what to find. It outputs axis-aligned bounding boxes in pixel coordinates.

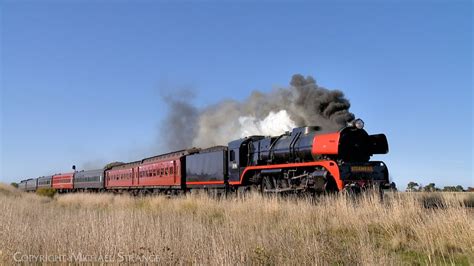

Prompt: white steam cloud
[238,110,296,138]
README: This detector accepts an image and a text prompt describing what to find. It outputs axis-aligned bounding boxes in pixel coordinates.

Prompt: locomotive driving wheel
[260,175,275,194]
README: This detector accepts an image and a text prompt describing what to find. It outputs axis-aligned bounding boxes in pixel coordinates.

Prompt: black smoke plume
[162,74,354,150]
[161,91,198,151]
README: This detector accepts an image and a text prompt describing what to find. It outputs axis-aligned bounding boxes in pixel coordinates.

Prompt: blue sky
[1,1,472,189]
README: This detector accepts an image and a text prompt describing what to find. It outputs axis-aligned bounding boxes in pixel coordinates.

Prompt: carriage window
[230,150,235,161]
[170,167,174,175]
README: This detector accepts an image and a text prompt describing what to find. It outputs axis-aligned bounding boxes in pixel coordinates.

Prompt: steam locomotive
[18,119,390,195]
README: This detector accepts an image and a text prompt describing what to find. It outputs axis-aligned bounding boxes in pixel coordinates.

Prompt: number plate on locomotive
[350,166,374,172]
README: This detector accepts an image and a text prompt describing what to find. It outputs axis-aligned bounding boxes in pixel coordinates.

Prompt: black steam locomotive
[227,119,389,193]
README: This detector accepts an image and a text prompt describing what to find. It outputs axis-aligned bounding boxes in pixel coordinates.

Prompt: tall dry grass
[0,182,473,264]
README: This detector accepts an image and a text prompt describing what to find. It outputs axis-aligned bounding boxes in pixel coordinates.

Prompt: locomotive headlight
[354,119,365,129]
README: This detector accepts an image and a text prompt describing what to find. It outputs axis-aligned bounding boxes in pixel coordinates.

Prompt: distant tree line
[406,182,473,192]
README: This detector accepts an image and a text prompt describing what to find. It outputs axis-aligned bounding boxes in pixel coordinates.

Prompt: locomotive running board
[263,187,304,193]
[228,160,343,190]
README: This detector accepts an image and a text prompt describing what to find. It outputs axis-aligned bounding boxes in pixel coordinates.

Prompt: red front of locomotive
[311,119,390,190]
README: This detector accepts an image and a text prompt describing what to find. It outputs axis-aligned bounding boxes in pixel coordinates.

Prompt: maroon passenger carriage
[105,147,228,194]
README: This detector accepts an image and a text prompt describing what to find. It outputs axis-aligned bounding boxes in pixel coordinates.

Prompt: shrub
[0,183,18,196]
[463,193,474,208]
[36,188,57,198]
[419,193,446,209]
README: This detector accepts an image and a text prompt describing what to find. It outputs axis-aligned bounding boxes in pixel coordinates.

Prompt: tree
[424,183,437,192]
[406,182,419,192]
[10,182,18,188]
[443,186,456,192]
[455,185,464,192]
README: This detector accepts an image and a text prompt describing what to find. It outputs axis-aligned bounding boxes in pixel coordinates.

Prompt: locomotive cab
[227,136,265,184]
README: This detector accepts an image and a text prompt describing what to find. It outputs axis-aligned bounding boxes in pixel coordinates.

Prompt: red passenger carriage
[105,150,186,191]
[52,173,74,190]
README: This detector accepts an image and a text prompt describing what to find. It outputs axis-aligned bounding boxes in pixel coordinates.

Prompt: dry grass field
[0,183,473,265]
